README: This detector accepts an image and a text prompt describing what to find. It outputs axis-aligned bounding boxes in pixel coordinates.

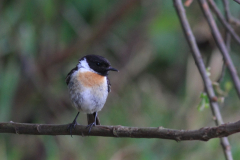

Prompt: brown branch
[221,137,233,160]
[198,0,240,100]
[234,0,240,5]
[222,0,231,26]
[230,17,240,26]
[0,121,240,141]
[208,0,240,45]
[220,1,233,159]
[184,0,193,7]
[174,0,224,126]
[217,0,231,83]
[173,0,233,159]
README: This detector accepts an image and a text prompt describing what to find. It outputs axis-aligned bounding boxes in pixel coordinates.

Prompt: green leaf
[198,92,210,111]
[224,81,233,92]
[206,67,211,77]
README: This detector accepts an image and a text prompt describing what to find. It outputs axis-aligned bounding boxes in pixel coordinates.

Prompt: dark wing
[66,66,78,85]
[107,77,111,92]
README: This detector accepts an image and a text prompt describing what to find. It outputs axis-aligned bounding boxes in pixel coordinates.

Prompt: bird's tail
[87,113,100,125]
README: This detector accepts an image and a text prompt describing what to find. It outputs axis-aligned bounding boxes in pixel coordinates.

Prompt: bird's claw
[86,122,96,134]
[67,120,78,137]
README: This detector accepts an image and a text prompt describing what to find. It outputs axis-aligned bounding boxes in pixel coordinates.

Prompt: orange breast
[77,71,105,87]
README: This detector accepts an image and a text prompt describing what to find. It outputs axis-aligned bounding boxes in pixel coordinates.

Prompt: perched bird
[66,55,118,135]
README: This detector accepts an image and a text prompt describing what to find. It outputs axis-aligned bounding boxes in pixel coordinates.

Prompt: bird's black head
[83,55,118,76]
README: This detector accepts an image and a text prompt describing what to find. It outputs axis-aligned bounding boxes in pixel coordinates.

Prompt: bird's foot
[67,120,79,137]
[86,122,96,134]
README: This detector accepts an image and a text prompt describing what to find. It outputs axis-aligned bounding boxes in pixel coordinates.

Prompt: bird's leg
[68,112,80,137]
[86,112,97,134]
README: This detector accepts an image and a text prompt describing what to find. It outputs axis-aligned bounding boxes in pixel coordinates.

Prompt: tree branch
[208,0,240,45]
[234,0,240,5]
[220,1,233,159]
[173,0,224,126]
[0,121,240,141]
[217,0,231,83]
[230,17,240,26]
[198,0,240,101]
[173,0,233,159]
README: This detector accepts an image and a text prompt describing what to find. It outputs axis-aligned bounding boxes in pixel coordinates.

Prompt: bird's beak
[107,67,119,72]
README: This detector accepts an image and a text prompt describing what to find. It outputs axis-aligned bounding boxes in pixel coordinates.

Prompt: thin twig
[230,17,240,26]
[199,0,240,100]
[221,137,233,160]
[234,0,240,5]
[217,0,232,83]
[199,0,236,159]
[0,121,240,141]
[208,0,240,45]
[219,1,233,159]
[184,0,193,7]
[218,63,227,83]
[173,0,233,159]
[174,0,223,126]
[222,0,231,26]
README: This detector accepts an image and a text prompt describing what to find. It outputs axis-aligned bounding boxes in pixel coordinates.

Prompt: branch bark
[234,0,240,5]
[173,0,233,159]
[173,0,224,126]
[0,121,240,141]
[217,0,231,83]
[220,1,233,159]
[208,0,240,45]
[198,0,240,101]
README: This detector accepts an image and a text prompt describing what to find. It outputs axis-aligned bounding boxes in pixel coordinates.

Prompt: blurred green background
[0,0,240,159]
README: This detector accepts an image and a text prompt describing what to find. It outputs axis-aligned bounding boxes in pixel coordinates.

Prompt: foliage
[0,0,240,160]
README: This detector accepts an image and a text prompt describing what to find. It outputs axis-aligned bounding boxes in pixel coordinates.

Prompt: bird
[66,55,118,136]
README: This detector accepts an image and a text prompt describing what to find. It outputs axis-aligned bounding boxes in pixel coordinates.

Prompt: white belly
[68,70,108,113]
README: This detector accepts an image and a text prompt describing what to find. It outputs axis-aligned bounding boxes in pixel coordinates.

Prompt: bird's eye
[96,62,101,66]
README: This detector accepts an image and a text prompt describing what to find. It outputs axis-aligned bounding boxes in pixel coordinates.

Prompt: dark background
[0,0,240,159]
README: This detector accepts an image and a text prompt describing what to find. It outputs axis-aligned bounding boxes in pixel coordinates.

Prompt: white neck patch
[77,58,96,73]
